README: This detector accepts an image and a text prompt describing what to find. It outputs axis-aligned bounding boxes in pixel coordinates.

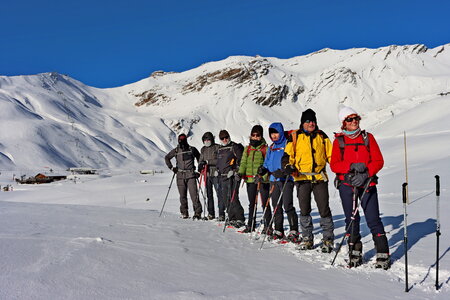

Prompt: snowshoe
[321,239,334,253]
[296,237,314,250]
[286,230,300,244]
[348,250,363,268]
[263,227,273,237]
[240,226,255,233]
[375,253,391,270]
[269,230,284,241]
[233,220,245,228]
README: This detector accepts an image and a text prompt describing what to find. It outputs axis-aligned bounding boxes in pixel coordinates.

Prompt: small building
[16,173,67,184]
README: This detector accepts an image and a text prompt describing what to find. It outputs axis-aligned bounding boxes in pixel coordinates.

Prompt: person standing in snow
[257,123,297,241]
[165,133,203,219]
[198,132,220,220]
[283,109,334,251]
[238,125,271,233]
[216,130,245,227]
[330,106,390,269]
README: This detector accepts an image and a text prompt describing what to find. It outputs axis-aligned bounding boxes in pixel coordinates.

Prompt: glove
[235,173,242,181]
[350,172,369,187]
[257,166,268,176]
[194,172,201,179]
[172,167,178,174]
[350,162,367,173]
[198,161,206,172]
[284,164,296,175]
[272,169,285,179]
[254,175,263,183]
[227,170,234,179]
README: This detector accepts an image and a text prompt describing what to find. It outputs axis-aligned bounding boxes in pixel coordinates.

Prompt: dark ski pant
[270,180,297,233]
[205,175,219,217]
[296,181,334,241]
[246,182,271,230]
[218,176,245,221]
[339,184,389,253]
[177,176,202,216]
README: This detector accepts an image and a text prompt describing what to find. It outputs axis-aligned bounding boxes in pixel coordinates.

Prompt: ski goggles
[345,116,361,122]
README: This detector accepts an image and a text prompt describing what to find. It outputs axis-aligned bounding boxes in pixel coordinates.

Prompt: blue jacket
[263,122,292,182]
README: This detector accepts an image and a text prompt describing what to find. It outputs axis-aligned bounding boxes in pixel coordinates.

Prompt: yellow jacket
[284,130,332,181]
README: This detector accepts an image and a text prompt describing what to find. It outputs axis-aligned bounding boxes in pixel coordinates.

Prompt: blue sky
[2,0,449,88]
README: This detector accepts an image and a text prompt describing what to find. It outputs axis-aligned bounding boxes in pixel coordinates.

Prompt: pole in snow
[159,172,176,217]
[435,175,441,291]
[402,182,409,293]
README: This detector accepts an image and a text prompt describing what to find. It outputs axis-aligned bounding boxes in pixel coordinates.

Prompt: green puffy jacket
[238,139,269,183]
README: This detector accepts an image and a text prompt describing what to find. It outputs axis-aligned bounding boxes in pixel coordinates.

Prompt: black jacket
[216,141,244,175]
[199,143,220,176]
[165,145,200,179]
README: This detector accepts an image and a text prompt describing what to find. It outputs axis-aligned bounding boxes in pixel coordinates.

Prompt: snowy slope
[1,44,449,170]
[0,168,448,299]
[0,44,449,298]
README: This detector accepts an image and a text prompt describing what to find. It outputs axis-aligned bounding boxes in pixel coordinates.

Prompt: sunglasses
[304,120,316,124]
[345,116,361,122]
[220,136,229,140]
[251,133,261,137]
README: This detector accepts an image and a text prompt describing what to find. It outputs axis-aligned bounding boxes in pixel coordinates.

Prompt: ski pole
[254,184,275,238]
[249,181,261,239]
[196,175,208,220]
[223,178,239,233]
[251,182,261,231]
[402,182,409,292]
[435,175,440,291]
[260,176,290,250]
[197,167,209,219]
[159,172,176,217]
[331,177,372,266]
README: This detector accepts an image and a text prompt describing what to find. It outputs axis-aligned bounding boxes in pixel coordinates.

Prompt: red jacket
[330,132,384,185]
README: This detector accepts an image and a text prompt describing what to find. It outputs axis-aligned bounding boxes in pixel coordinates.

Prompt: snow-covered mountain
[1,44,449,171]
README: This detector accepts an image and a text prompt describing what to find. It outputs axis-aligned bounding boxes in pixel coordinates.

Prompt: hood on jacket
[202,132,215,144]
[268,122,286,145]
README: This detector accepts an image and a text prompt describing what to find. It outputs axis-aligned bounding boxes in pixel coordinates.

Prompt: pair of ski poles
[259,176,291,250]
[331,177,372,266]
[402,175,441,292]
[222,175,249,232]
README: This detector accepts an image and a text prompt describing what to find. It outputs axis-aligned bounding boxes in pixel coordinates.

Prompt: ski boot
[286,230,300,243]
[321,239,334,253]
[348,250,363,268]
[375,253,391,270]
[296,236,314,250]
[270,230,284,241]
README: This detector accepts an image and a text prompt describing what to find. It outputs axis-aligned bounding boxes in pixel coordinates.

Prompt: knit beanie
[338,106,359,123]
[250,125,263,136]
[300,109,317,127]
